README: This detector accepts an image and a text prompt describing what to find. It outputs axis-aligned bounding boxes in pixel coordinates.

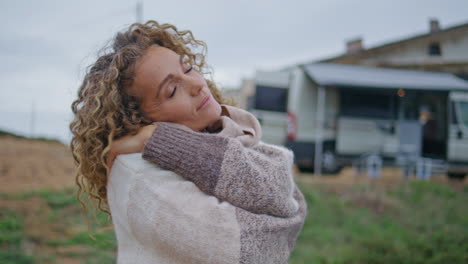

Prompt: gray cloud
[0,0,467,113]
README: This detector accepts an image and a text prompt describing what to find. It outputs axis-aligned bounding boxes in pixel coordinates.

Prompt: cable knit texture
[107,105,307,264]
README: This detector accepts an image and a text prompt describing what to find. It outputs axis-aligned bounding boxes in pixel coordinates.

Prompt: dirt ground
[296,166,467,192]
[0,136,76,193]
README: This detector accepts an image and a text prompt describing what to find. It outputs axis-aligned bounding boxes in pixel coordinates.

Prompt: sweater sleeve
[142,123,298,217]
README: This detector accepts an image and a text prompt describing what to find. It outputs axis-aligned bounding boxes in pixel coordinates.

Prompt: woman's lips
[197,94,211,111]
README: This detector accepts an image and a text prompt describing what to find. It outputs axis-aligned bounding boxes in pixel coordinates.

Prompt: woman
[70,20,306,264]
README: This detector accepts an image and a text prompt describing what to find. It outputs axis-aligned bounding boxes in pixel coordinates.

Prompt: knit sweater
[107,105,307,264]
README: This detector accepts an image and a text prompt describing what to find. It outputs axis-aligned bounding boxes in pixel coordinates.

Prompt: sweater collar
[206,105,262,147]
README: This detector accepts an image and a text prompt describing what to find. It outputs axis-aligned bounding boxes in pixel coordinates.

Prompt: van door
[448,92,468,162]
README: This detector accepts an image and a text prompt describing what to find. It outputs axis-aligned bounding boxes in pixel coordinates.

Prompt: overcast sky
[1,0,468,114]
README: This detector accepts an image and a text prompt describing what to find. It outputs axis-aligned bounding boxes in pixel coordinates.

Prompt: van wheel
[447,172,466,180]
[296,151,342,174]
[322,151,342,174]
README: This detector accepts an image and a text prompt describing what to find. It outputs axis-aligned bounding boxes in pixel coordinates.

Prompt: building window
[428,42,442,56]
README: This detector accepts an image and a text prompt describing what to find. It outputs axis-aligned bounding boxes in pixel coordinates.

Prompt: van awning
[302,63,468,91]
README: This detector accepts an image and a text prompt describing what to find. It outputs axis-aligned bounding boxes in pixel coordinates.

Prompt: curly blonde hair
[70,20,231,216]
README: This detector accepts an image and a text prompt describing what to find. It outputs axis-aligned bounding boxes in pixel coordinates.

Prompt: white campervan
[251,63,468,178]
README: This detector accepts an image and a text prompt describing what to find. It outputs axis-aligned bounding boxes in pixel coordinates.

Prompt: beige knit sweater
[107,105,307,264]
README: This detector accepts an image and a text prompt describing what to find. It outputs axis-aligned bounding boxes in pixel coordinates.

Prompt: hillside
[0,135,76,193]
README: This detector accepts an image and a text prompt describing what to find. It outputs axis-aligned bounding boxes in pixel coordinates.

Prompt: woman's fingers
[106,151,116,172]
[106,124,157,172]
[139,124,157,146]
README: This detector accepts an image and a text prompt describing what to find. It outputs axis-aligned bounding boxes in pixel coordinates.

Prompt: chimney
[346,38,363,54]
[429,18,440,33]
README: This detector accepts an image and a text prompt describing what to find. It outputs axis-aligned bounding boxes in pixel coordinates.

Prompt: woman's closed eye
[169,65,192,98]
[184,65,193,74]
[169,86,177,98]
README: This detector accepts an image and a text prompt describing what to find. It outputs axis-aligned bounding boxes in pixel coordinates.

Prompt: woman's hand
[106,124,157,171]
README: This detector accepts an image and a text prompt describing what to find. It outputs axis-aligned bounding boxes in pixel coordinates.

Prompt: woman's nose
[188,80,203,96]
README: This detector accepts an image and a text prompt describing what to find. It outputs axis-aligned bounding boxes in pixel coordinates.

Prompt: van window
[451,102,458,124]
[459,102,468,127]
[340,90,395,119]
[254,85,288,112]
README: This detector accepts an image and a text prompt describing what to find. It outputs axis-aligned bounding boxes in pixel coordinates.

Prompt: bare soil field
[0,136,76,193]
[297,166,467,190]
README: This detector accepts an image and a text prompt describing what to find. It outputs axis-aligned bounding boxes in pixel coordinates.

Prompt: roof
[320,20,468,62]
[302,63,468,91]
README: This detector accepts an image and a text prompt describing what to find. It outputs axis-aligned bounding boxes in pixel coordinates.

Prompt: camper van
[251,63,468,178]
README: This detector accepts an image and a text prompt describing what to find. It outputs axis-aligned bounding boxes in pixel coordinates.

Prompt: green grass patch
[289,180,468,264]
[1,180,466,264]
[0,188,116,263]
[0,209,34,264]
[38,189,77,209]
[47,230,116,250]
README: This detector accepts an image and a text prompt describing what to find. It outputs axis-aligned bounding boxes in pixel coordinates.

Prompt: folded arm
[142,123,298,217]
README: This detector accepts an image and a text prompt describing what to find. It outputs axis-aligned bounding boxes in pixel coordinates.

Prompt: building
[320,19,468,80]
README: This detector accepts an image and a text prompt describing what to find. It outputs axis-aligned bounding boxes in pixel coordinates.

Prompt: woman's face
[131,46,222,131]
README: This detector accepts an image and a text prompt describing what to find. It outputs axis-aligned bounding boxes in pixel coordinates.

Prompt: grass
[289,180,468,264]
[0,188,116,263]
[0,209,35,264]
[0,180,466,263]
